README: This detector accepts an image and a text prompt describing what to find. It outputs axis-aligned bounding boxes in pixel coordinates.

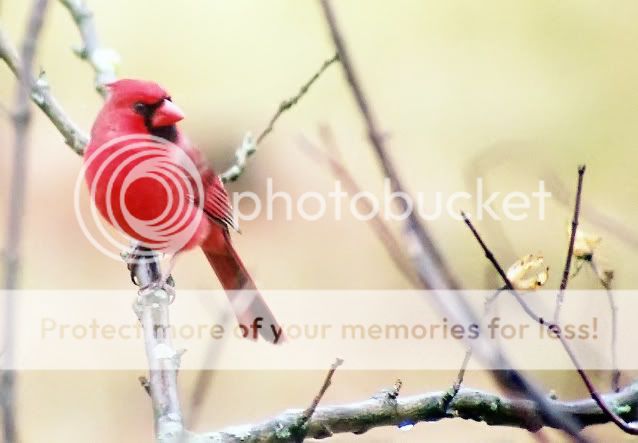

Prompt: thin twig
[443,287,503,412]
[554,165,586,323]
[0,27,88,154]
[220,53,339,183]
[590,257,620,392]
[1,2,50,442]
[256,53,338,146]
[462,198,638,435]
[300,358,344,426]
[461,213,548,325]
[58,0,118,96]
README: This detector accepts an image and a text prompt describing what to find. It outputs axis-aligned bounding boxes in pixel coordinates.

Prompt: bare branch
[220,53,339,183]
[462,202,638,435]
[318,0,459,292]
[187,383,638,441]
[589,257,620,392]
[1,2,50,442]
[58,0,118,96]
[461,212,548,325]
[300,358,344,425]
[317,2,590,439]
[128,247,185,441]
[0,28,88,155]
[554,165,586,323]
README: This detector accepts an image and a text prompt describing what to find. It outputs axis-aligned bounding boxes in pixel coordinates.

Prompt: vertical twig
[554,165,586,323]
[589,257,620,392]
[1,2,50,442]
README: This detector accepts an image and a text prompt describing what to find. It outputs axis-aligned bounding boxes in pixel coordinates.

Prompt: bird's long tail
[202,232,283,344]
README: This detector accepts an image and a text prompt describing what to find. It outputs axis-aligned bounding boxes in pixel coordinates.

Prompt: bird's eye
[133,102,148,114]
[165,96,172,102]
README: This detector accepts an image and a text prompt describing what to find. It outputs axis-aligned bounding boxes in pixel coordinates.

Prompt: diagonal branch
[300,358,344,425]
[58,0,118,97]
[0,27,88,154]
[220,53,339,183]
[318,0,457,292]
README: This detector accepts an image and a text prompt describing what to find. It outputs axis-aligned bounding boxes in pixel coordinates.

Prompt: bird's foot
[138,278,176,304]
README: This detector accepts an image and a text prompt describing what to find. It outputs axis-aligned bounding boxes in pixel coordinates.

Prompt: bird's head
[105,79,185,140]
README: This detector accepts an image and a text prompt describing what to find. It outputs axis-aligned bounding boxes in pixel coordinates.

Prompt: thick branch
[129,249,185,442]
[186,384,638,442]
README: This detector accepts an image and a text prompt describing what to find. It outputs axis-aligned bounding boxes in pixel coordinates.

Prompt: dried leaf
[506,254,549,290]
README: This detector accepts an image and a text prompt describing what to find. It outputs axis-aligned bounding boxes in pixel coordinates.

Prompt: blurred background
[1,0,638,441]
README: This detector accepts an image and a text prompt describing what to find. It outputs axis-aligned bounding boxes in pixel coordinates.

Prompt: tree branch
[300,358,344,425]
[0,28,88,155]
[1,2,50,442]
[186,383,638,442]
[462,200,638,435]
[128,247,185,442]
[317,2,590,440]
[220,53,339,183]
[554,165,586,323]
[58,0,118,96]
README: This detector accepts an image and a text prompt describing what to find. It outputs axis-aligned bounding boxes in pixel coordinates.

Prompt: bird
[83,78,282,343]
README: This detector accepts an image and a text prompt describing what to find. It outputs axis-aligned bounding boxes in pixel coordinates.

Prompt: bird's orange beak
[152,99,185,127]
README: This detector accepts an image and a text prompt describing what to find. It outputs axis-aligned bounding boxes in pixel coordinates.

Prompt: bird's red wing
[202,175,238,232]
[174,136,237,232]
[176,136,238,231]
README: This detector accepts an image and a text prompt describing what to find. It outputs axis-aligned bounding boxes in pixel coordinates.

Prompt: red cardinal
[84,79,281,343]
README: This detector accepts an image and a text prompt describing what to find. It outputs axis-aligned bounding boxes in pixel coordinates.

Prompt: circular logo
[74,134,205,263]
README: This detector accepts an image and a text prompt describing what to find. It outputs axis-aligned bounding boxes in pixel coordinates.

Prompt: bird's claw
[138,279,176,304]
